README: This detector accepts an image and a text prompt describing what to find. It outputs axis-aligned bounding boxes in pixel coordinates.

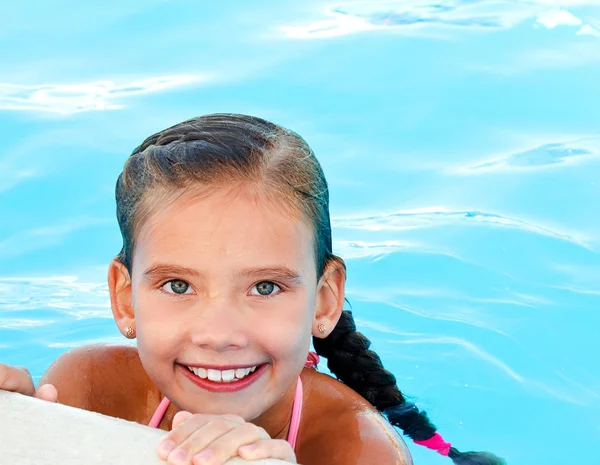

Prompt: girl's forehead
[143,185,308,233]
[134,186,315,266]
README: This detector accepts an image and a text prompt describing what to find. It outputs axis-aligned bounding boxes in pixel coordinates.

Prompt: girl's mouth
[188,365,258,382]
[178,363,268,393]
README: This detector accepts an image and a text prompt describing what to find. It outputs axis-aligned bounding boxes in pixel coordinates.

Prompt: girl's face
[130,186,318,420]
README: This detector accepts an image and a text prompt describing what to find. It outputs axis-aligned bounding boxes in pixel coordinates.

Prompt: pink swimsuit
[148,352,320,451]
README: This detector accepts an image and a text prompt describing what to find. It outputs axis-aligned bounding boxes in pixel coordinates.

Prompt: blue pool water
[1,2,599,464]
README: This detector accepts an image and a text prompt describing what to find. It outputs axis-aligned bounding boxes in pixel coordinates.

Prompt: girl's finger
[188,423,271,465]
[0,364,35,396]
[34,384,58,403]
[172,411,193,429]
[166,419,242,465]
[238,439,297,463]
[157,414,244,461]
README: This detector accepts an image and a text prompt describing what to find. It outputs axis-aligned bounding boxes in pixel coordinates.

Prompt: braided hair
[313,309,506,464]
[115,113,505,464]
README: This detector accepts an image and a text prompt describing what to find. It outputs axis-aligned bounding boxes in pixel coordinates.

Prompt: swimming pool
[1,2,599,464]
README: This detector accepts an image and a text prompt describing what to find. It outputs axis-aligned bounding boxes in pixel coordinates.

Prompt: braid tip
[448,447,507,465]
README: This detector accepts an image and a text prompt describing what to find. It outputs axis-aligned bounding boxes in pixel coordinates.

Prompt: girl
[0,114,504,465]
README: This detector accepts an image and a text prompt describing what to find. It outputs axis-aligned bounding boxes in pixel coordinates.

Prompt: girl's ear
[313,256,346,338]
[108,259,135,337]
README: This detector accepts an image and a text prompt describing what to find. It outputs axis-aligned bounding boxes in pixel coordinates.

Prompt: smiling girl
[0,114,503,465]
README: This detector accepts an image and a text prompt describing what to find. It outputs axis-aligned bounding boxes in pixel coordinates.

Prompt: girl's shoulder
[298,369,413,465]
[39,344,159,421]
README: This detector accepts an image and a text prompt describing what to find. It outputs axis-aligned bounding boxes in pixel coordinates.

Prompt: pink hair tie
[414,433,452,456]
[305,351,320,368]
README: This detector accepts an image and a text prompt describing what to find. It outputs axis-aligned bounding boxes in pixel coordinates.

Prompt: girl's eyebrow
[143,264,303,284]
[143,264,203,279]
[238,266,304,284]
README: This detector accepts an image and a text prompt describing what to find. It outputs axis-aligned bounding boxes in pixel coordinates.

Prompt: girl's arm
[38,344,152,418]
[38,344,107,410]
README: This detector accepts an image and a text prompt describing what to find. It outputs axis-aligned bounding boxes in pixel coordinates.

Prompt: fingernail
[169,449,187,463]
[157,440,175,457]
[193,449,214,464]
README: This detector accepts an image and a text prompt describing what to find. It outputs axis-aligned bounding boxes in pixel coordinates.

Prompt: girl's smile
[179,362,268,393]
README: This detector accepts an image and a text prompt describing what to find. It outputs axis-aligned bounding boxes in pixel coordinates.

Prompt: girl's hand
[0,363,57,402]
[157,411,297,465]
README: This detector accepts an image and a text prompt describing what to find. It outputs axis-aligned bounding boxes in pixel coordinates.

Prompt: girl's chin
[174,395,270,421]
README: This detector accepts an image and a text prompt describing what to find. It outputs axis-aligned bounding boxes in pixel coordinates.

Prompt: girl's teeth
[207,369,222,382]
[221,369,235,382]
[188,365,259,382]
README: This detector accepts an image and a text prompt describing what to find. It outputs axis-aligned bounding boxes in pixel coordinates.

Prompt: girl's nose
[189,294,249,351]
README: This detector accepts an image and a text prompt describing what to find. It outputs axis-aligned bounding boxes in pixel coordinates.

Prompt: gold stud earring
[318,323,326,335]
[124,325,136,339]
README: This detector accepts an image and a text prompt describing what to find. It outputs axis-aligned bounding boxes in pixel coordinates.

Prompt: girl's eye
[251,281,281,297]
[162,280,192,295]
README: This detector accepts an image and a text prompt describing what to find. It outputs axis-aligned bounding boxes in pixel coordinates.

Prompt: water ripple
[281,1,598,39]
[0,75,204,115]
[333,206,591,249]
[48,338,133,349]
[456,137,600,173]
[0,319,52,329]
[357,319,597,407]
[0,276,110,317]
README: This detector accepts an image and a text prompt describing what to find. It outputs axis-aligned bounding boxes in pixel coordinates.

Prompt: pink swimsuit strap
[148,396,170,429]
[148,352,320,452]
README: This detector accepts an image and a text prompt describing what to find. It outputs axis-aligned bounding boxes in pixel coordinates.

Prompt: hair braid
[313,310,506,465]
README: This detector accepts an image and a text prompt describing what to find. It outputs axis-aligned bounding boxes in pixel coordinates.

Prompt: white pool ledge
[0,391,293,465]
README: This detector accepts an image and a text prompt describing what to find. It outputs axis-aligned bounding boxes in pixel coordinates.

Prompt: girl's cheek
[262,316,311,358]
